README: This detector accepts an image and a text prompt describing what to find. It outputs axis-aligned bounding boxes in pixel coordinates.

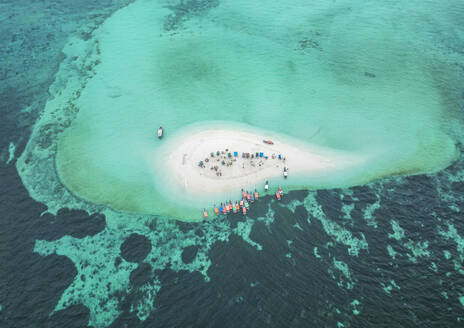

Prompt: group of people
[197,148,289,178]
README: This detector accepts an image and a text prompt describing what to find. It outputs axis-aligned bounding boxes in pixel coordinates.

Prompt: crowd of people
[198,148,288,178]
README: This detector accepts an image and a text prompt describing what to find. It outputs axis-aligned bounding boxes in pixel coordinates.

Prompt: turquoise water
[6,0,464,327]
[18,0,463,221]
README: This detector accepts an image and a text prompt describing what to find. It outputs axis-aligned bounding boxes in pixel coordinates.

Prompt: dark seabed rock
[0,164,104,328]
[120,234,152,263]
[181,245,199,264]
[45,305,90,328]
[130,263,153,288]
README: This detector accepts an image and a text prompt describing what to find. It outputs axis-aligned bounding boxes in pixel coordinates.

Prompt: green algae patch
[362,194,380,228]
[381,280,400,295]
[388,220,431,263]
[439,222,464,275]
[459,296,464,308]
[403,240,430,263]
[332,257,355,289]
[341,203,355,221]
[387,245,399,260]
[350,299,361,315]
[131,280,161,321]
[6,142,15,165]
[285,194,368,256]
[388,220,405,241]
[439,223,464,255]
[33,208,265,326]
[34,229,138,327]
[233,219,263,251]
[304,193,368,256]
[444,250,452,260]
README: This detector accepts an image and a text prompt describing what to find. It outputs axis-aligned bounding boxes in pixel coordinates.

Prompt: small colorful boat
[254,190,259,200]
[203,209,208,219]
[263,140,274,145]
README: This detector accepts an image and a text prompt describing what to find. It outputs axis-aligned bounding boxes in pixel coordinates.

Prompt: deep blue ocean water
[1,1,464,327]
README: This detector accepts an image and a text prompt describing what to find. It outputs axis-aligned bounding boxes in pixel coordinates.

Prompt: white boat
[158,126,163,139]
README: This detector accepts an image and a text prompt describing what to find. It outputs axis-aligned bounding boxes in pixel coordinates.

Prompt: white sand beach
[156,128,365,199]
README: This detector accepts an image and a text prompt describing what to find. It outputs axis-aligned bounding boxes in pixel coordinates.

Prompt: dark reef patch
[130,263,153,288]
[0,164,87,328]
[176,221,196,234]
[40,210,106,240]
[181,245,199,264]
[315,188,344,221]
[120,233,152,263]
[46,305,90,328]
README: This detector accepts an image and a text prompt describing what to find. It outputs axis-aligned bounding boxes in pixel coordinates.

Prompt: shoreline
[153,125,365,210]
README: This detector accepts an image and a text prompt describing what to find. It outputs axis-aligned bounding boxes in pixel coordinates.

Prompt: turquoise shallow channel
[18,0,463,221]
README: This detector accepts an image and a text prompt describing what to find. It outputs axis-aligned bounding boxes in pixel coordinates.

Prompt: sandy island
[157,128,365,199]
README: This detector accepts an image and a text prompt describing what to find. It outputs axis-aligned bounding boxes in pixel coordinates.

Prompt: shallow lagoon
[33,0,461,220]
